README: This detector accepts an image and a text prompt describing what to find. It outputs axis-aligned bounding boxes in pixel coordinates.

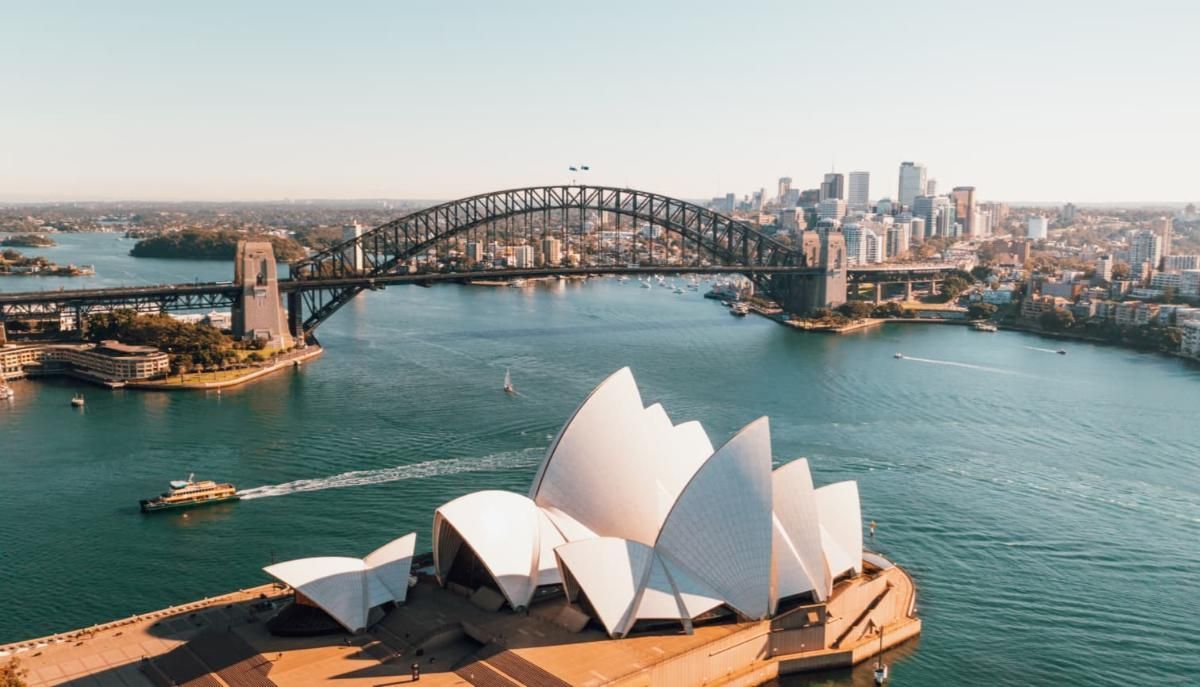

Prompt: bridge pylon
[231,241,294,349]
[771,230,847,313]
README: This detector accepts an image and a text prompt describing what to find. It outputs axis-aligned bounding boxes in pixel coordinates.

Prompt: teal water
[2,235,1199,686]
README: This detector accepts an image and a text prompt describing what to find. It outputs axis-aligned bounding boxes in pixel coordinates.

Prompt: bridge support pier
[873,283,883,304]
[773,230,847,314]
[287,291,304,345]
[904,281,913,301]
[231,241,294,349]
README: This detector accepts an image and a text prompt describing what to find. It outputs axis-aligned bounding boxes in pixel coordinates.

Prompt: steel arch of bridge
[288,185,809,334]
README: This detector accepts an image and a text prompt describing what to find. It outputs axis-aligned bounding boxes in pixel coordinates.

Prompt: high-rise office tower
[925,179,938,196]
[951,186,977,234]
[935,203,957,237]
[541,237,562,265]
[898,162,927,208]
[1096,255,1114,282]
[912,195,945,237]
[778,177,793,203]
[1062,203,1078,223]
[342,222,365,272]
[1152,217,1173,257]
[820,173,845,201]
[848,171,870,211]
[817,198,847,220]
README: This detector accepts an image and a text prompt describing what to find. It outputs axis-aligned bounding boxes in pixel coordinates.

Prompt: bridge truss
[288,185,807,334]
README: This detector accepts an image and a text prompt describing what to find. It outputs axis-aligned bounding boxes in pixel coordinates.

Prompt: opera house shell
[264,368,874,641]
[431,367,866,638]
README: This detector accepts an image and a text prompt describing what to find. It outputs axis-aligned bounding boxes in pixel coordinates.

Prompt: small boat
[140,474,239,513]
[640,281,652,289]
[503,368,515,394]
[1056,349,1067,355]
[894,352,904,359]
[730,303,750,317]
[673,287,684,294]
[70,393,85,407]
[972,322,998,332]
[0,383,13,400]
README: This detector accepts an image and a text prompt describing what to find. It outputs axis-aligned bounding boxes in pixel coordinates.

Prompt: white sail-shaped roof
[364,533,417,603]
[529,368,713,546]
[554,537,652,637]
[815,481,863,578]
[654,417,775,620]
[264,557,368,632]
[264,533,418,633]
[433,490,541,609]
[772,459,831,603]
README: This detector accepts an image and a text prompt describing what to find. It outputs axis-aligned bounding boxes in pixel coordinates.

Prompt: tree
[837,300,874,319]
[970,265,993,282]
[940,275,971,301]
[1039,309,1075,331]
[872,301,906,318]
[1111,261,1131,280]
[968,303,998,320]
[2,658,28,687]
[811,307,833,321]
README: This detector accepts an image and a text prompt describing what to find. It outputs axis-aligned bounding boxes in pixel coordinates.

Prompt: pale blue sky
[1,1,1196,203]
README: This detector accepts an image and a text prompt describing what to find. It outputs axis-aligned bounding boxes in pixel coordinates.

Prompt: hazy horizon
[2,1,1197,204]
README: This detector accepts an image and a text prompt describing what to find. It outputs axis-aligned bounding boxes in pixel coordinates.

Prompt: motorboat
[972,322,998,332]
[730,302,750,317]
[504,368,515,394]
[0,382,13,400]
[894,352,904,359]
[1057,349,1067,355]
[70,393,85,407]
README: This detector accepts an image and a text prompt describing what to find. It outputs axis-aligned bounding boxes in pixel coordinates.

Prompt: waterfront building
[951,186,976,234]
[1163,254,1200,272]
[847,171,870,211]
[541,236,563,265]
[817,198,847,221]
[1183,321,1200,358]
[512,245,536,268]
[897,161,926,207]
[777,177,792,204]
[430,368,868,636]
[1027,215,1049,240]
[2,341,172,382]
[1020,294,1070,320]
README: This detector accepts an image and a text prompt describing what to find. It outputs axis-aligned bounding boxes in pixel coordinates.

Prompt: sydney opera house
[248,368,921,685]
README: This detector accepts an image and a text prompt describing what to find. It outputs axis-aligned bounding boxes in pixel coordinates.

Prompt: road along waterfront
[1,234,1198,685]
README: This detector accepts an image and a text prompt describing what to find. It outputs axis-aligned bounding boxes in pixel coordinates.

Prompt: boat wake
[1025,346,1062,354]
[236,448,544,500]
[899,355,1020,376]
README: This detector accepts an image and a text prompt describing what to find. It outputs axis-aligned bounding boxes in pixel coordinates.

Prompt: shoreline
[125,345,324,390]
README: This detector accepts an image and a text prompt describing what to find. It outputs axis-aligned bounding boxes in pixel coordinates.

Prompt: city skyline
[2,1,1197,203]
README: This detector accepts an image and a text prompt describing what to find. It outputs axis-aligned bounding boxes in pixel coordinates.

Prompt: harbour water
[2,234,1198,685]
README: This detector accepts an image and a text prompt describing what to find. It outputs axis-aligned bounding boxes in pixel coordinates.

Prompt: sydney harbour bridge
[0,185,956,341]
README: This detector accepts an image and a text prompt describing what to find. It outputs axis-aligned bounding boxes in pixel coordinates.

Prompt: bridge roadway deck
[0,264,957,308]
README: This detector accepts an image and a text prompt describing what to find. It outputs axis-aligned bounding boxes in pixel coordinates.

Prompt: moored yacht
[140,474,239,513]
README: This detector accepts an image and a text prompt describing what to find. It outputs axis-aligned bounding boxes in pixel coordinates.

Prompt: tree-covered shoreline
[129,229,306,261]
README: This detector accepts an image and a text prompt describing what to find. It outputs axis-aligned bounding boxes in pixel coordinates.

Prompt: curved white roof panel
[531,368,717,546]
[655,417,775,620]
[364,533,417,603]
[554,537,652,637]
[264,557,369,632]
[815,481,863,578]
[433,490,541,609]
[772,459,830,602]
